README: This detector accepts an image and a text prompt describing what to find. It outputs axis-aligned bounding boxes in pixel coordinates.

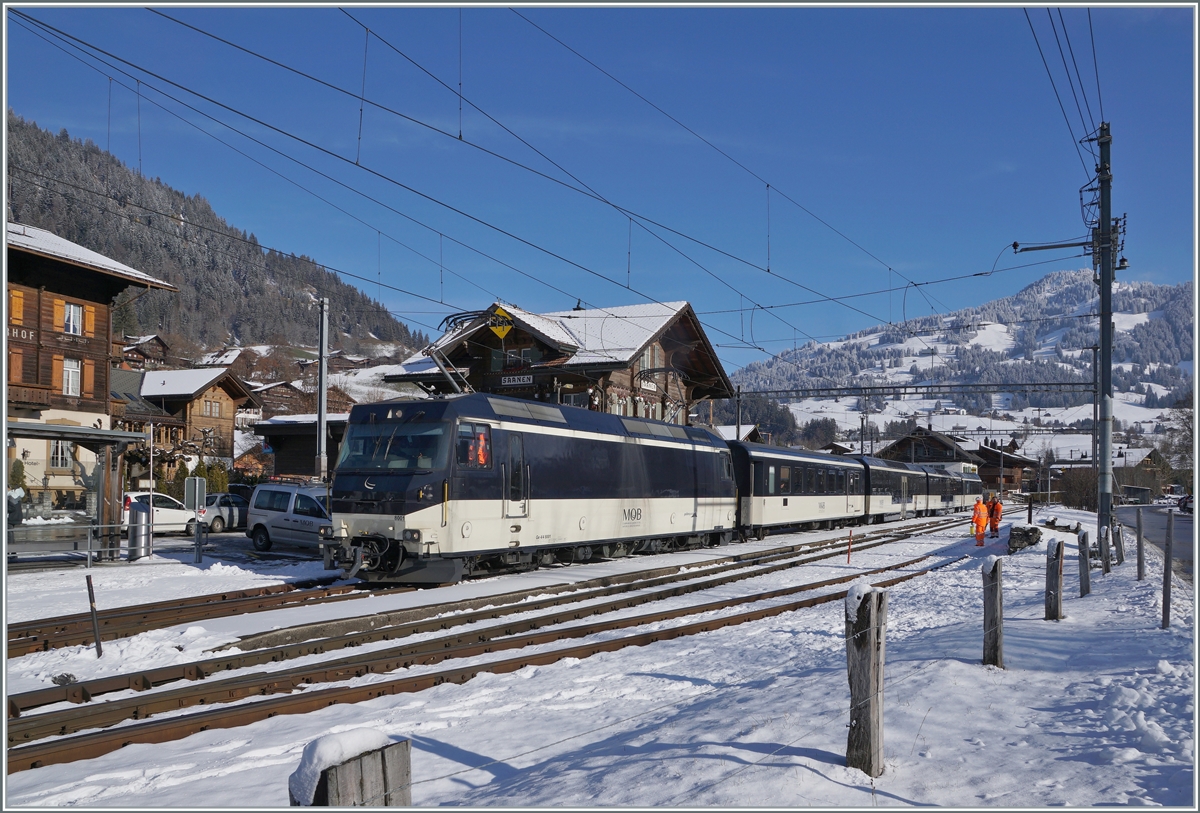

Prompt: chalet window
[63,358,81,396]
[50,440,73,469]
[63,303,83,335]
[640,347,652,372]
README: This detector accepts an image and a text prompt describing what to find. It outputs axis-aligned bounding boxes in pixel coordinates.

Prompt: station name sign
[501,374,533,386]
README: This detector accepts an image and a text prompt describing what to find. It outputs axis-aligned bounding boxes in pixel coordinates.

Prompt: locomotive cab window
[720,452,733,481]
[456,422,492,469]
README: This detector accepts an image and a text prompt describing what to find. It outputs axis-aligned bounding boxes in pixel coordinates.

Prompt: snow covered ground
[3,507,1194,808]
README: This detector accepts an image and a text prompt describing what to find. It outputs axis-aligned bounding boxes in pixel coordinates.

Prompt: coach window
[816,469,825,494]
[720,452,733,481]
[767,465,776,495]
[456,422,492,469]
[779,466,791,495]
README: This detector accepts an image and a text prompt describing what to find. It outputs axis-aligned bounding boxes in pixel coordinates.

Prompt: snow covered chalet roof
[199,349,243,366]
[141,368,230,398]
[7,222,176,290]
[405,301,689,368]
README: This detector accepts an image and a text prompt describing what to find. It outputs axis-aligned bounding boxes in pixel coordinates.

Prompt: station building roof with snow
[384,301,733,424]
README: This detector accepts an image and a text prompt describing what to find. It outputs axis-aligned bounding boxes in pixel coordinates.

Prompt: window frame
[62,358,81,396]
[63,303,83,336]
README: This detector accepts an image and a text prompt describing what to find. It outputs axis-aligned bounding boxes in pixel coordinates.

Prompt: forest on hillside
[6,111,427,357]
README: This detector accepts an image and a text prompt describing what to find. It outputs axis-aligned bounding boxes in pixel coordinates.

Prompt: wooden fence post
[1162,510,1174,630]
[291,738,411,806]
[1099,526,1112,575]
[845,586,886,778]
[1136,508,1145,581]
[982,558,1003,668]
[1078,531,1091,598]
[1113,524,1125,565]
[1045,538,1063,620]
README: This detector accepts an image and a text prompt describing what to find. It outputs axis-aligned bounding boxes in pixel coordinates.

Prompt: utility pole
[735,385,742,442]
[1010,121,1118,539]
[1096,123,1115,542]
[315,298,329,482]
[1090,345,1099,489]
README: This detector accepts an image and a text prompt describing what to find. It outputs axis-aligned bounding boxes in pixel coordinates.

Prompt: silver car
[246,483,331,552]
[202,492,251,533]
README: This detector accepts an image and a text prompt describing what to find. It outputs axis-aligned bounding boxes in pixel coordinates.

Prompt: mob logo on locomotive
[622,507,643,525]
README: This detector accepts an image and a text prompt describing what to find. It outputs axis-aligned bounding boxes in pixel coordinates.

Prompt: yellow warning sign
[490,306,513,339]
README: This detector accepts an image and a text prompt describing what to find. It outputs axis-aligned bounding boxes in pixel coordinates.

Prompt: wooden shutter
[82,359,95,398]
[53,299,65,331]
[9,289,24,326]
[52,355,64,392]
[8,349,22,383]
[84,305,96,337]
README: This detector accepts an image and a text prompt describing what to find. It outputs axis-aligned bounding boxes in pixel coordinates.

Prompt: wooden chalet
[6,221,176,517]
[139,368,257,463]
[874,426,985,474]
[384,301,733,423]
[120,334,170,369]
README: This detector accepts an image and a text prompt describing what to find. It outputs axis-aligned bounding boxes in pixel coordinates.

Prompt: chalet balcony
[8,383,52,407]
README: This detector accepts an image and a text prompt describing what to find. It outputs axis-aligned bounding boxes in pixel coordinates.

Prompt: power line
[1056,8,1097,137]
[1023,8,1092,179]
[1087,9,1105,122]
[1047,9,1096,160]
[10,10,826,382]
[510,8,954,318]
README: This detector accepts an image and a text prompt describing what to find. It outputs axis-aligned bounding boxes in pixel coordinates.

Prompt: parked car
[246,482,331,552]
[203,492,251,533]
[121,492,198,535]
[1177,495,1193,514]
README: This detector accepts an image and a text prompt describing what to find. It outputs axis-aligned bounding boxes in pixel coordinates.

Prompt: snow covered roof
[543,301,690,366]
[256,413,350,425]
[199,348,242,366]
[7,222,176,290]
[714,425,760,442]
[141,368,234,398]
[410,301,689,368]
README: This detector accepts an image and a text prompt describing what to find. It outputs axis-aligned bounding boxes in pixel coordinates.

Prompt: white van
[246,482,332,552]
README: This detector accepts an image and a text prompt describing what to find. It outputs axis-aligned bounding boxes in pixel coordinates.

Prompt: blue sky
[4,5,1194,373]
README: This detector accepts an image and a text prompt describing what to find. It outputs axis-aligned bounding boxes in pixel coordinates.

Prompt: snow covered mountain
[733,270,1193,415]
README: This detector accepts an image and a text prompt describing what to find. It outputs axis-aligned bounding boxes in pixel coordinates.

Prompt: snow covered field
[3,508,1194,808]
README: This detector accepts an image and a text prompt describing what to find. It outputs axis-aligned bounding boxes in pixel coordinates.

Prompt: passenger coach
[327,393,737,584]
[728,441,866,538]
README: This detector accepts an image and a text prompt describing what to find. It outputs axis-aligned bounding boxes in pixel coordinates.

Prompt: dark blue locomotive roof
[728,441,866,468]
[851,455,927,474]
[348,393,726,448]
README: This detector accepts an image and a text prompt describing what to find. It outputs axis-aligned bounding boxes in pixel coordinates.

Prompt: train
[323,392,983,585]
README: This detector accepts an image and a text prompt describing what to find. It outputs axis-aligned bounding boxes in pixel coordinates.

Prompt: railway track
[4,578,411,658]
[7,516,966,773]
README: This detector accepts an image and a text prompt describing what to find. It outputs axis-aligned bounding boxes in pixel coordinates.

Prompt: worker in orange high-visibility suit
[972,497,989,546]
[989,496,1003,538]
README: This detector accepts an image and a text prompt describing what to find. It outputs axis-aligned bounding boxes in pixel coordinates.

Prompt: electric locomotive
[326,393,737,584]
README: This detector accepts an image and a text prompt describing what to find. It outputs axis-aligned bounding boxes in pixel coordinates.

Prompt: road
[1115,505,1193,583]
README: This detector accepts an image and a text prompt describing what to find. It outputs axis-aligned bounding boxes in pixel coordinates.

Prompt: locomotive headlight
[318,525,333,539]
[402,529,422,543]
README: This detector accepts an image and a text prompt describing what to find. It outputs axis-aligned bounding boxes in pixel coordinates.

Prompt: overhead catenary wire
[509,8,953,319]
[1046,9,1096,160]
[1023,8,1092,179]
[11,10,833,381]
[143,6,914,350]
